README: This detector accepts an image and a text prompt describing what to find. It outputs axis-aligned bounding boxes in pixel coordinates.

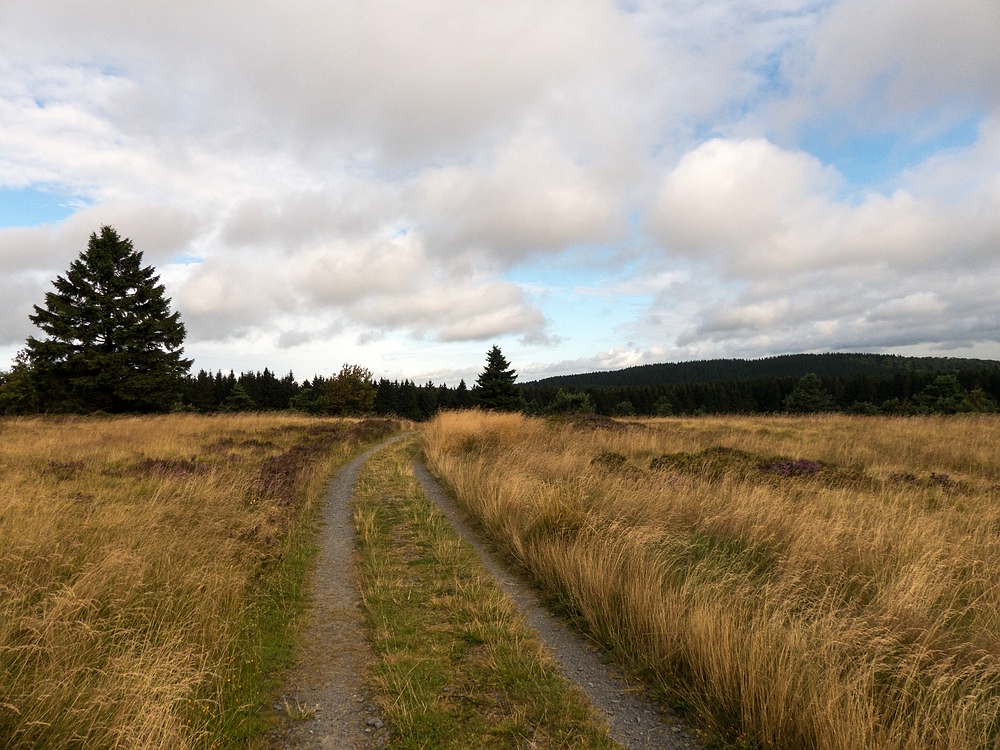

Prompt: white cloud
[415,134,627,263]
[2,1,1000,375]
[803,0,1000,125]
[648,137,973,275]
[644,134,1000,356]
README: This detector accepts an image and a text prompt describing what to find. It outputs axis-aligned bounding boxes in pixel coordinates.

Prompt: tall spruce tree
[26,226,191,412]
[474,345,523,411]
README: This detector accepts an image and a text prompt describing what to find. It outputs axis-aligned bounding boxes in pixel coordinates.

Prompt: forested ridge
[527,353,1000,388]
[520,353,1000,416]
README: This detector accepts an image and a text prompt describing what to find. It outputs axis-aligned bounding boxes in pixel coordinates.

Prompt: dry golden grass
[0,413,397,750]
[423,411,1000,750]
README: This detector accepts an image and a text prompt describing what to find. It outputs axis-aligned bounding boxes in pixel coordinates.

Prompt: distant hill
[524,353,1000,389]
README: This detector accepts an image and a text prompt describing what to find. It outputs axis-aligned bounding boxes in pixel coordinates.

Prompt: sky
[1,0,999,386]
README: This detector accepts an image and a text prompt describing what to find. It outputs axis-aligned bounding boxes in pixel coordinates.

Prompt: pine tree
[454,379,474,408]
[220,382,257,412]
[783,373,836,413]
[915,374,967,414]
[25,226,191,412]
[474,345,524,412]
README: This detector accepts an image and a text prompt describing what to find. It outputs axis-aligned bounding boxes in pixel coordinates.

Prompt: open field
[423,411,1000,750]
[0,413,398,750]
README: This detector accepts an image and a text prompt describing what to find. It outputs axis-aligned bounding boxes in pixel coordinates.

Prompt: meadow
[0,413,397,750]
[423,411,1000,750]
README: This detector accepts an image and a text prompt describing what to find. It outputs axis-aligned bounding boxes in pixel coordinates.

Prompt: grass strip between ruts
[353,437,619,750]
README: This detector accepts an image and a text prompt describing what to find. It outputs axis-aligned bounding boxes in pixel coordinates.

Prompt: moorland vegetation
[0,413,398,749]
[423,410,1000,750]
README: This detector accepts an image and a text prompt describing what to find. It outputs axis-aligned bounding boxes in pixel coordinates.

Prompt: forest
[171,353,1000,419]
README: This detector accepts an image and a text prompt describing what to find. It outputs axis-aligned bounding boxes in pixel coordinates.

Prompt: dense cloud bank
[1,0,999,378]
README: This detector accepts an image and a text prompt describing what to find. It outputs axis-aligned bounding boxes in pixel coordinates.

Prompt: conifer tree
[454,378,474,408]
[783,373,835,413]
[25,226,190,412]
[474,345,524,411]
[220,382,257,412]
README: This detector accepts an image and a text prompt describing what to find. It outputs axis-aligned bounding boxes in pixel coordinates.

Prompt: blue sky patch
[170,254,204,265]
[799,116,981,189]
[0,187,83,229]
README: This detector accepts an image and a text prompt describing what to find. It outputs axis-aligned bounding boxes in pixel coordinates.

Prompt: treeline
[192,363,1000,420]
[522,368,1000,416]
[176,368,475,420]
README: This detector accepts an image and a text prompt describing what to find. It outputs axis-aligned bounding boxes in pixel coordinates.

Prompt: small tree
[653,395,674,416]
[25,226,190,412]
[220,383,257,412]
[611,400,636,417]
[783,373,835,414]
[0,350,40,415]
[474,345,523,412]
[915,374,967,414]
[318,364,377,416]
[454,379,475,409]
[544,389,594,415]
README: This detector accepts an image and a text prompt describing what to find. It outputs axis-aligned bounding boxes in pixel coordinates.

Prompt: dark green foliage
[652,396,674,416]
[915,374,967,414]
[611,400,635,417]
[0,350,40,415]
[453,379,474,408]
[544,389,594,415]
[25,226,190,412]
[783,373,836,413]
[220,382,257,412]
[528,352,1000,389]
[474,346,524,412]
[168,367,484,420]
[317,364,377,416]
[964,387,997,413]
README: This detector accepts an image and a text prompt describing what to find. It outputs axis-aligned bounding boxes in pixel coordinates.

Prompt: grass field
[0,413,397,750]
[423,411,1000,750]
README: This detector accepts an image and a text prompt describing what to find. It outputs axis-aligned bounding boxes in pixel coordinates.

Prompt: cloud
[172,231,551,345]
[2,1,1000,375]
[0,0,649,164]
[648,137,971,275]
[415,134,627,263]
[519,342,731,381]
[644,135,1000,356]
[803,0,1000,125]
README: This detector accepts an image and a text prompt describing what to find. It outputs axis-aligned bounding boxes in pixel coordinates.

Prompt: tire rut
[411,459,705,750]
[271,435,409,750]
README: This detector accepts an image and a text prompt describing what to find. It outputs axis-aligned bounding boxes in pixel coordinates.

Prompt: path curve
[411,459,704,750]
[271,434,410,750]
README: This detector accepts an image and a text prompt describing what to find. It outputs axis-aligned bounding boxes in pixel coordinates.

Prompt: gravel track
[271,436,408,750]
[411,459,704,750]
[272,436,704,749]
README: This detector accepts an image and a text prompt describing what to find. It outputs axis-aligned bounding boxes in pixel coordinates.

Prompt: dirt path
[270,436,408,750]
[273,436,702,749]
[411,460,705,750]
